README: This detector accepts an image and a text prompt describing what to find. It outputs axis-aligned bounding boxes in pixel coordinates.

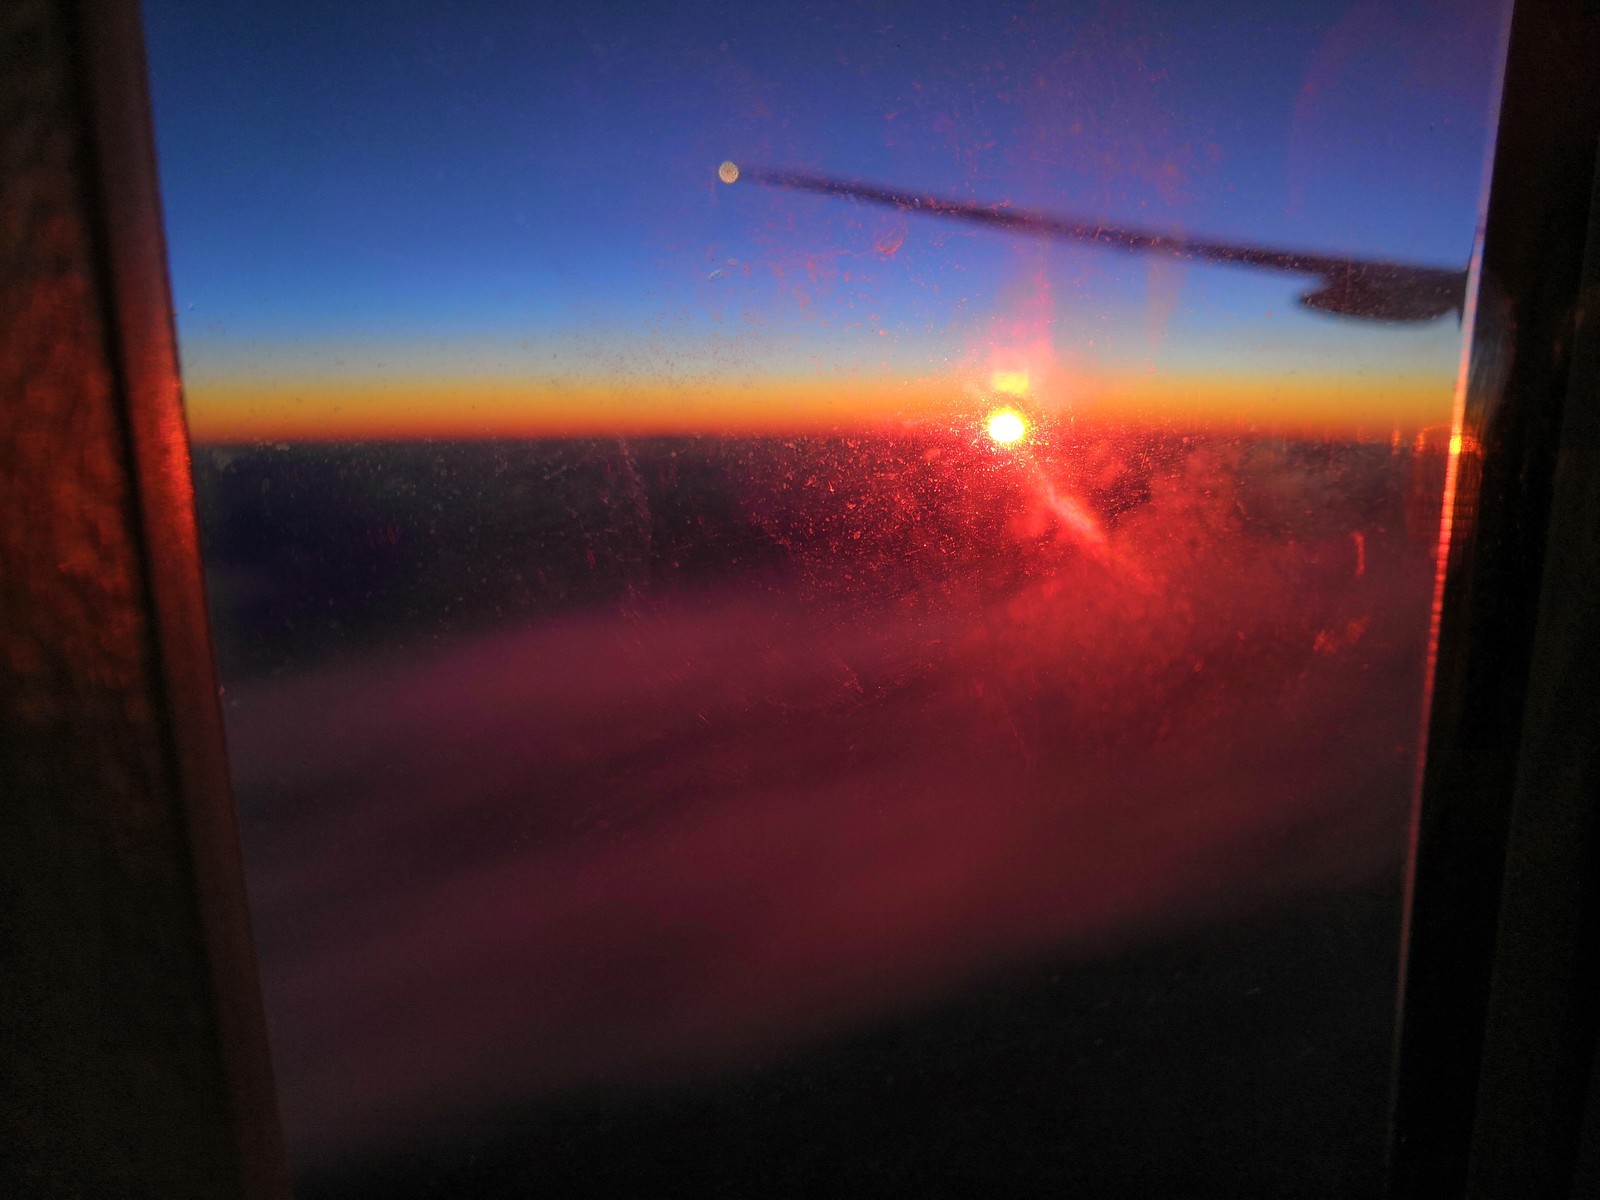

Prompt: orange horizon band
[182,372,1456,444]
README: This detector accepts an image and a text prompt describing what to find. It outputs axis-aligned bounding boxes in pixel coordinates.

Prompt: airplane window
[142,1,1512,1195]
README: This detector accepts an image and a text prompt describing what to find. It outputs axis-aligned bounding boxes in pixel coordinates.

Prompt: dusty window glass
[144,1,1511,1195]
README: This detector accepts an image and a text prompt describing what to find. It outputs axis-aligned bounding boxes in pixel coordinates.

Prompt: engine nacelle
[1299,267,1466,323]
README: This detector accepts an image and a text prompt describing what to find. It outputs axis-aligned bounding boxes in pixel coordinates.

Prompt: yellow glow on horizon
[181,368,1456,444]
[990,370,1030,396]
[986,408,1028,444]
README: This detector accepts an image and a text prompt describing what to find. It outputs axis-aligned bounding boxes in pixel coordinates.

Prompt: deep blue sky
[143,0,1511,430]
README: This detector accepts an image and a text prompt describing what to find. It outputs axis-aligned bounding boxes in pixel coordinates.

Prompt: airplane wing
[726,164,1467,324]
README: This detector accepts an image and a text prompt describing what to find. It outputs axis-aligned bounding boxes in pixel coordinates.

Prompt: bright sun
[986,408,1028,445]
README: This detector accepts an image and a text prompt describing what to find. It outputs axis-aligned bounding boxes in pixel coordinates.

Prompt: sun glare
[991,370,1030,396]
[986,408,1028,445]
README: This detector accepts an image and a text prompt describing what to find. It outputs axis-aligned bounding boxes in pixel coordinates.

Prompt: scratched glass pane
[145,2,1510,1195]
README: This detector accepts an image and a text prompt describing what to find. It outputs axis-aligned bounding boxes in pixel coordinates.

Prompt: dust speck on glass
[142,1,1510,1195]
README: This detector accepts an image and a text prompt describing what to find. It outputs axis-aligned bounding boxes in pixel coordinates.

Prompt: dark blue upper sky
[143,0,1511,424]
